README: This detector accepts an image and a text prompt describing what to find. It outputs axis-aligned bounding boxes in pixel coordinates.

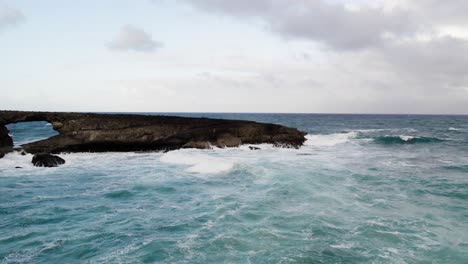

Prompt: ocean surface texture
[1,113,467,263]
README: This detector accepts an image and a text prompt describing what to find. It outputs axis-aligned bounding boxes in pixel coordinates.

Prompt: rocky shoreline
[0,111,306,166]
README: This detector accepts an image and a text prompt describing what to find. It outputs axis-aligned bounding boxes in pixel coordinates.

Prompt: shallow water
[1,114,468,263]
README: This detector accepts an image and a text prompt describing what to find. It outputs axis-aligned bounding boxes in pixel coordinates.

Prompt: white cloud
[108,25,162,52]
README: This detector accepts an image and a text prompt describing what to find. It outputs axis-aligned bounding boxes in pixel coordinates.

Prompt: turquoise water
[1,114,468,263]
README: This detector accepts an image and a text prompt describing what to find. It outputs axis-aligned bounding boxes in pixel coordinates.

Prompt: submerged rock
[0,111,307,153]
[32,153,65,167]
[249,146,261,150]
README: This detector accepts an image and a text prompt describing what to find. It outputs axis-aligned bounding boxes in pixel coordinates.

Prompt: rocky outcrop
[0,125,12,158]
[0,125,13,149]
[0,111,306,154]
[32,153,66,167]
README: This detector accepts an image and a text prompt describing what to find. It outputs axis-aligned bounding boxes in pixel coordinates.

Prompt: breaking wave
[2,114,468,263]
[160,150,235,174]
[304,132,358,147]
[373,136,444,145]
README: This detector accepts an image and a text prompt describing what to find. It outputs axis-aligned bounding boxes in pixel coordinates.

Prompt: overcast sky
[1,0,468,114]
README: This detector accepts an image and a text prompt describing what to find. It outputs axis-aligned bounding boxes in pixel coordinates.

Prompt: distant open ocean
[1,113,467,263]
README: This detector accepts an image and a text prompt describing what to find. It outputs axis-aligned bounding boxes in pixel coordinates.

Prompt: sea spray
[304,131,358,147]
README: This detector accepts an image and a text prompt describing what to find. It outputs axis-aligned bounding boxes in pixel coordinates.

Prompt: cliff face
[0,111,307,154]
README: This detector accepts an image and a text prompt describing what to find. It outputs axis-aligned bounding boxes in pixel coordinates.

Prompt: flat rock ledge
[0,111,307,154]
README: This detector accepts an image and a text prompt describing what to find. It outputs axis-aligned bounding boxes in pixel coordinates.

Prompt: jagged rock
[32,153,65,167]
[0,126,13,154]
[0,111,307,153]
[249,146,261,150]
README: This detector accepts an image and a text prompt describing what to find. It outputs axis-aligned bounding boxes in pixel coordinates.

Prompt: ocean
[1,113,467,263]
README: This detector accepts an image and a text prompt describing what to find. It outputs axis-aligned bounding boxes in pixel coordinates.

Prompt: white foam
[304,131,357,147]
[448,127,461,131]
[399,135,414,141]
[330,242,354,249]
[354,129,386,133]
[0,152,35,170]
[160,150,234,174]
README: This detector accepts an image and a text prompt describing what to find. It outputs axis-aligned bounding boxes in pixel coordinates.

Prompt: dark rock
[0,111,307,153]
[0,125,13,148]
[249,146,261,150]
[15,166,22,169]
[182,141,212,149]
[20,150,27,156]
[32,153,65,167]
[0,125,13,156]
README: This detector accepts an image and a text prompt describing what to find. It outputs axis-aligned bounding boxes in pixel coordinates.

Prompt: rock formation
[0,125,13,151]
[0,111,306,154]
[32,153,66,167]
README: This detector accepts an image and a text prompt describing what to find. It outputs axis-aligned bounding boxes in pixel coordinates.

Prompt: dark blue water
[5,121,58,147]
[1,114,468,263]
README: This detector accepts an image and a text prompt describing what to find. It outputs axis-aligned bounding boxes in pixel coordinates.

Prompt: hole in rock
[6,121,59,147]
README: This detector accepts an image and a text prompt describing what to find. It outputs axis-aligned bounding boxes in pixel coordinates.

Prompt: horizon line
[2,110,468,116]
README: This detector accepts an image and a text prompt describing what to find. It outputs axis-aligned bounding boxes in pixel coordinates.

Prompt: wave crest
[373,136,444,145]
[305,132,357,147]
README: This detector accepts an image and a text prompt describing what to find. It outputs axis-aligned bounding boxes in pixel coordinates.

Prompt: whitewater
[1,113,467,263]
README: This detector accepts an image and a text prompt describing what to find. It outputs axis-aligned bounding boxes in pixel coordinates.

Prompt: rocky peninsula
[0,111,306,158]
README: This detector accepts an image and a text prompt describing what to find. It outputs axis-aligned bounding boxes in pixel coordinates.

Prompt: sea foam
[160,150,235,174]
[0,152,35,170]
[2,114,468,263]
[304,131,357,147]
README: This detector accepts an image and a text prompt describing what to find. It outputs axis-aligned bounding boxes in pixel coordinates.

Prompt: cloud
[382,36,468,78]
[171,0,468,113]
[0,3,25,31]
[180,1,468,50]
[108,25,162,52]
[182,0,415,50]
[402,0,468,25]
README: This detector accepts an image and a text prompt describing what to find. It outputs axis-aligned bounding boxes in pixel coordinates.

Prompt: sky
[1,0,468,114]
